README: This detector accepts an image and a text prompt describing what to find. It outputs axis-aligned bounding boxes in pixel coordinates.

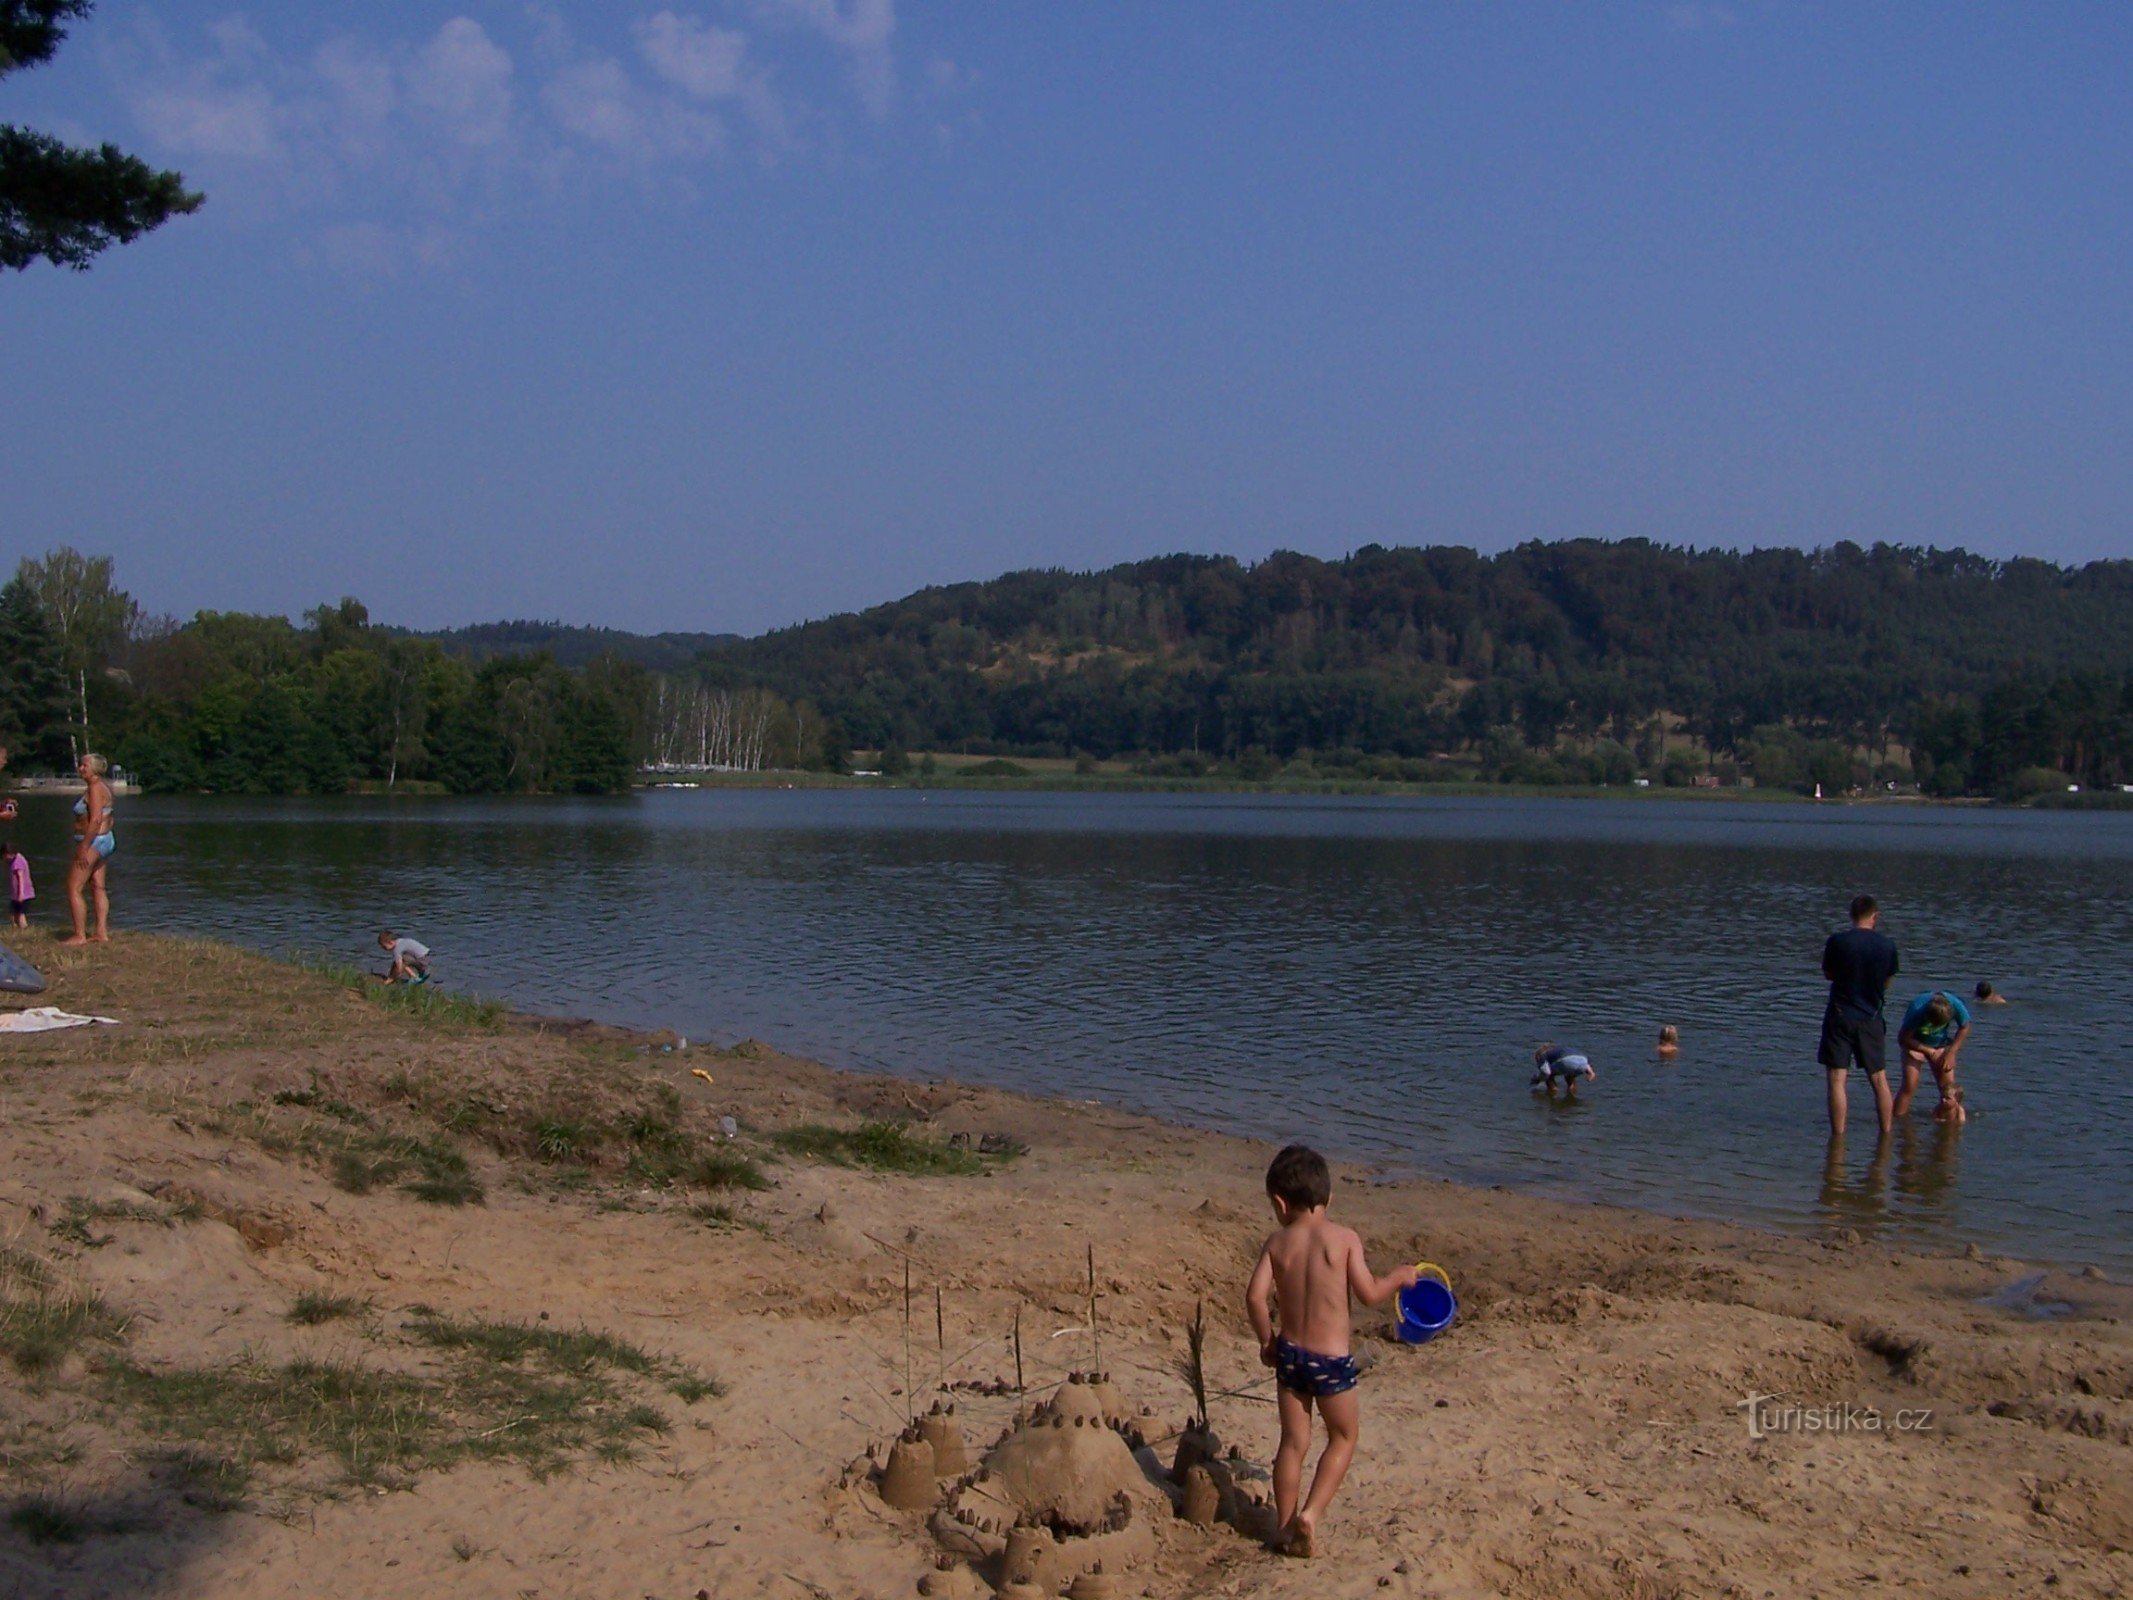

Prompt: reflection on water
[15,789,2132,1272]
[1816,1119,1966,1243]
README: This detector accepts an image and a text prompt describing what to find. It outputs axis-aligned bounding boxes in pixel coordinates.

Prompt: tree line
[3,540,2130,798]
[0,550,844,794]
[0,556,642,794]
[709,540,2133,795]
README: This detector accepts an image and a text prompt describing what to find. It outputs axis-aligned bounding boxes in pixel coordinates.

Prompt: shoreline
[5,936,2130,1597]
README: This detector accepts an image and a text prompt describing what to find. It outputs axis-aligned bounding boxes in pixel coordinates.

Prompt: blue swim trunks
[1273,1337,1358,1398]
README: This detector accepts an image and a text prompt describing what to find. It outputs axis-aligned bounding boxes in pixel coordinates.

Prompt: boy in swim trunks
[1245,1144,1418,1558]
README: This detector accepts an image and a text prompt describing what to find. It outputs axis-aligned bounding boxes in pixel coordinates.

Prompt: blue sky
[6,3,2131,633]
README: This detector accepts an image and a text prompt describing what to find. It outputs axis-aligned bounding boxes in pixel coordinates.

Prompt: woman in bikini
[61,752,115,946]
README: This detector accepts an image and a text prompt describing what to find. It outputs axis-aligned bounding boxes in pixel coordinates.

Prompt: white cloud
[406,18,514,149]
[759,0,895,117]
[131,77,282,160]
[638,11,747,100]
[544,54,721,161]
[110,7,928,269]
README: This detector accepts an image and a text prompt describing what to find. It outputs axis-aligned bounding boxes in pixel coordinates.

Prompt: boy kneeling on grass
[1246,1143,1418,1558]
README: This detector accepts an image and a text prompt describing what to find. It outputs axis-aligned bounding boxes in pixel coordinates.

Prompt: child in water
[1532,1043,1597,1095]
[1657,1024,1680,1059]
[1245,1144,1418,1559]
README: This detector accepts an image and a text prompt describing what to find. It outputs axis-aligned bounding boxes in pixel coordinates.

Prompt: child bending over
[1245,1144,1418,1558]
[1532,1043,1597,1095]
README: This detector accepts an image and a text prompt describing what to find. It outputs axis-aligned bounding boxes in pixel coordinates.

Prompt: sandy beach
[1,933,2129,1600]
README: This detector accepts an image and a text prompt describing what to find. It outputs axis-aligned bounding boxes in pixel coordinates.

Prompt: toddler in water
[4,843,31,927]
[1245,1144,1418,1558]
[1532,1043,1597,1095]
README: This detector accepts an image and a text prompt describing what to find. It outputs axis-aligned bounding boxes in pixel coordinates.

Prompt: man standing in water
[1818,895,1900,1137]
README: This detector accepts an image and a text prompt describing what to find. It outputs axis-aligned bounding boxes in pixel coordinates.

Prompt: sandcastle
[931,1371,1162,1587]
[858,1370,1273,1592]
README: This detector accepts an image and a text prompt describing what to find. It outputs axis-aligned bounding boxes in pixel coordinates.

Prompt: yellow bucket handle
[1412,1261,1451,1289]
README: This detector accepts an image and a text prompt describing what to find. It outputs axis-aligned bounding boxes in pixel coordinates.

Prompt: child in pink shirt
[5,843,33,927]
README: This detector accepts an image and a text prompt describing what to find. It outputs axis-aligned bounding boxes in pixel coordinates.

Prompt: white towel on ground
[0,1007,120,1033]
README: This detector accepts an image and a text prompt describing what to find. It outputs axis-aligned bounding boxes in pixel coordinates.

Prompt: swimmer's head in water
[1975,981,1995,1000]
[1658,1025,1679,1046]
[1265,1144,1331,1213]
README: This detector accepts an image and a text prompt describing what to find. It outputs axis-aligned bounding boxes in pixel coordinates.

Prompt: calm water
[16,790,2132,1271]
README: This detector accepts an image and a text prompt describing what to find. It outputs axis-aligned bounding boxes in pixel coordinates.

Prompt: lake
[14,789,2131,1271]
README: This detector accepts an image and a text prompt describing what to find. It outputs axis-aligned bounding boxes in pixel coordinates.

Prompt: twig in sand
[1013,1304,1024,1395]
[902,1258,914,1425]
[934,1283,946,1401]
[1087,1241,1102,1374]
[1183,1299,1210,1429]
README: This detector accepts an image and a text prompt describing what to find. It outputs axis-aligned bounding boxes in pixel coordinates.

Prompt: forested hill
[705,542,2133,784]
[416,621,737,672]
[8,539,2133,799]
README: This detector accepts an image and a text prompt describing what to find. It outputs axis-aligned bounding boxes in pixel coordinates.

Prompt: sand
[1,932,2129,1599]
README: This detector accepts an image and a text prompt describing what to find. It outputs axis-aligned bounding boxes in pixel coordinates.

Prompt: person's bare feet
[57,935,88,947]
[1280,1511,1317,1558]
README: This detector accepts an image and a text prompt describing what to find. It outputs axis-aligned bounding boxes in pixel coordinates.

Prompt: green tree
[1,2,203,271]
[16,545,133,758]
[0,572,68,763]
[430,698,505,794]
[373,638,433,788]
[560,683,633,793]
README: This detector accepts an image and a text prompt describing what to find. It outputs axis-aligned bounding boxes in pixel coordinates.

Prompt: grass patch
[0,1246,125,1377]
[47,1196,174,1250]
[221,1100,486,1208]
[272,1086,368,1124]
[287,1292,371,1327]
[100,1312,716,1499]
[7,1495,86,1544]
[531,1117,589,1164]
[292,956,507,1031]
[667,1374,720,1405]
[404,1312,658,1376]
[633,1146,769,1192]
[771,1120,989,1177]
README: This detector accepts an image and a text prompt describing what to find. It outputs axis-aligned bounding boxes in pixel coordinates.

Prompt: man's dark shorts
[1818,1007,1886,1075]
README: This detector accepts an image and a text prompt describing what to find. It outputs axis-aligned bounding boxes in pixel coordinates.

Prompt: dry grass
[287,1292,371,1326]
[0,1244,126,1378]
[98,1310,718,1503]
[771,1119,991,1177]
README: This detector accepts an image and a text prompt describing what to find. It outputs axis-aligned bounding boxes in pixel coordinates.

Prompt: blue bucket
[1396,1264,1456,1344]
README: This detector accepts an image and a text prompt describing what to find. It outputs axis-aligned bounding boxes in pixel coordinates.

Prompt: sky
[5,3,2131,635]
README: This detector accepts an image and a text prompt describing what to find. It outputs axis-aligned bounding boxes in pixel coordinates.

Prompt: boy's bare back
[1259,1214,1369,1356]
